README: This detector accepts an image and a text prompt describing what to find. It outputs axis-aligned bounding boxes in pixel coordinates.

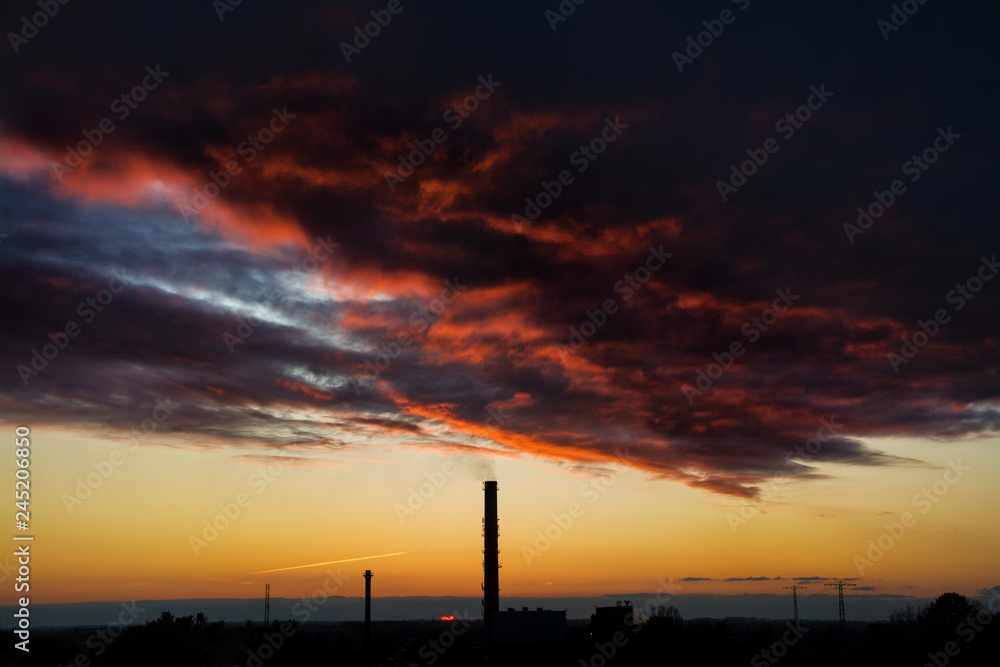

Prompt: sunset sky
[1,0,998,619]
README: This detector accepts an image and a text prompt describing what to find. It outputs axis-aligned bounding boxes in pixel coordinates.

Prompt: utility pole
[783,585,807,624]
[825,581,856,630]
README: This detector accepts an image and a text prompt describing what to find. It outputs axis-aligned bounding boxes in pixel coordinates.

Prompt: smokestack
[483,481,499,645]
[364,569,373,648]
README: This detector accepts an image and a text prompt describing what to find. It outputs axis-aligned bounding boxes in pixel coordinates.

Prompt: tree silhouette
[651,605,682,623]
[889,602,923,627]
[921,593,981,630]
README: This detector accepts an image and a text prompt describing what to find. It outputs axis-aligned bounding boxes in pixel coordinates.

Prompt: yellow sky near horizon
[3,423,998,605]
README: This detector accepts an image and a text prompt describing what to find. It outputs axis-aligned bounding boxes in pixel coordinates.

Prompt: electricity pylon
[264,584,270,627]
[783,585,807,623]
[825,580,856,630]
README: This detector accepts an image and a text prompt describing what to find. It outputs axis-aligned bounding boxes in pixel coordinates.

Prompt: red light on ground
[440,616,455,621]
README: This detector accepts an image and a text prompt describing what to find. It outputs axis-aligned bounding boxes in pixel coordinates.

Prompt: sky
[1,0,999,622]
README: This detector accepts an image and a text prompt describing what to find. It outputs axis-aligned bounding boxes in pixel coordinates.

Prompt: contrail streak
[250,551,409,574]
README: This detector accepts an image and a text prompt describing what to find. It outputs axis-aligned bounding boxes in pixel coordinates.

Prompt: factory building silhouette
[591,600,634,641]
[481,480,567,654]
[356,479,568,659]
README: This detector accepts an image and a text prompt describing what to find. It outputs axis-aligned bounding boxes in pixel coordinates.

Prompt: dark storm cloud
[1,0,998,497]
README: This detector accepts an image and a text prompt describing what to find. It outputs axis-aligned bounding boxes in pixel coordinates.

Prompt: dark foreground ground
[4,604,998,666]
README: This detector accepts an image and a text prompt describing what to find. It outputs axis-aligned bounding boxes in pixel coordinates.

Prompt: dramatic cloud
[2,0,997,499]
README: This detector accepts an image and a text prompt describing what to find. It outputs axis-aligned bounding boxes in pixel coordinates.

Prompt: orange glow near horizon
[3,424,998,608]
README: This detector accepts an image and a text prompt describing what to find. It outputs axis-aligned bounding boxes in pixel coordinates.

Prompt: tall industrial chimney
[363,569,373,648]
[482,481,500,645]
